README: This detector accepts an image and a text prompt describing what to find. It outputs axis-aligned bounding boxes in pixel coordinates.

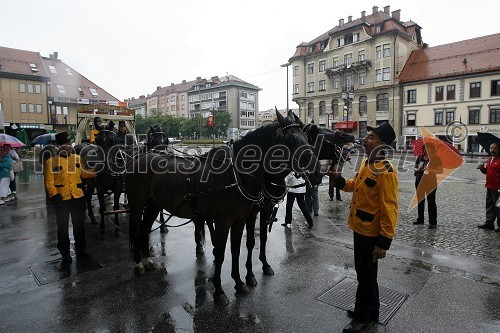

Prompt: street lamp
[325,110,332,129]
[341,91,355,132]
[280,63,290,110]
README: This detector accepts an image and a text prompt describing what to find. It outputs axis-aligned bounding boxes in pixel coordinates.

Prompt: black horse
[125,110,323,305]
[238,116,356,287]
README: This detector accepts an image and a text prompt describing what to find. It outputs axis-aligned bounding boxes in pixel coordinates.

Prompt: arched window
[359,96,367,115]
[376,93,389,111]
[319,101,326,116]
[332,99,339,117]
[307,102,314,118]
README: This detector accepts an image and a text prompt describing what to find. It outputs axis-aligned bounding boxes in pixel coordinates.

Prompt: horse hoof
[246,276,258,287]
[234,282,249,295]
[134,266,145,276]
[263,265,275,276]
[213,293,229,306]
[196,246,205,256]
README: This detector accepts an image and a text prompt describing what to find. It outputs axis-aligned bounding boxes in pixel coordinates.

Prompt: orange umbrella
[408,127,464,210]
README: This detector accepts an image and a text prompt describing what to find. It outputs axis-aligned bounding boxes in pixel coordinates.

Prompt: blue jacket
[0,154,13,179]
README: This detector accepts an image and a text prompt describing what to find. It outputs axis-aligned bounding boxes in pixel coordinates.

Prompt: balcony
[325,60,371,77]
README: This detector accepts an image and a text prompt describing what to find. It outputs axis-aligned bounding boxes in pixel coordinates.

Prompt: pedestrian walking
[282,172,314,228]
[3,144,20,198]
[413,142,443,229]
[306,183,319,216]
[329,122,398,333]
[0,146,15,205]
[477,142,500,232]
[44,131,94,263]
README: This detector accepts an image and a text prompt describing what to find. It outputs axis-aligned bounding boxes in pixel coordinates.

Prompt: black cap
[366,122,396,145]
[55,131,71,146]
[118,120,126,127]
[94,116,102,123]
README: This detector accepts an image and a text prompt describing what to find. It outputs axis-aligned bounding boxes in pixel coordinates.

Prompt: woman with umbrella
[0,146,15,205]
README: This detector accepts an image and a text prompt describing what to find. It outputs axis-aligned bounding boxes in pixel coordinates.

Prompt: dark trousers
[54,197,87,255]
[415,178,437,225]
[284,192,313,225]
[485,188,500,227]
[9,173,17,192]
[353,232,379,324]
[305,185,319,213]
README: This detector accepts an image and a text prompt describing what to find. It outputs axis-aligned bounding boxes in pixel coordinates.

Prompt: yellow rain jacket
[337,158,398,249]
[44,153,95,201]
[89,129,99,144]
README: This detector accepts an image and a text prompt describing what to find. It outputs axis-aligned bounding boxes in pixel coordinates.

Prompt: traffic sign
[343,116,348,121]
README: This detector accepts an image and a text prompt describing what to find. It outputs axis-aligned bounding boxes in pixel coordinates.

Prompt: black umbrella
[477,132,500,154]
[31,133,56,146]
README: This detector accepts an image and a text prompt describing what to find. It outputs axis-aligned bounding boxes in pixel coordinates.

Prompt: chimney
[196,76,201,81]
[391,9,401,21]
[139,95,145,98]
[339,18,344,27]
[384,5,390,14]
[53,52,58,59]
[170,83,174,86]
[211,76,219,80]
[348,15,352,22]
[182,80,186,83]
[156,86,161,90]
[372,6,378,14]
[361,10,366,18]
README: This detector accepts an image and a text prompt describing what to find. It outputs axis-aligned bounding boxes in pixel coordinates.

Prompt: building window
[375,46,381,59]
[470,82,481,98]
[435,86,444,101]
[293,65,299,76]
[447,85,456,100]
[307,63,314,75]
[490,107,500,123]
[445,110,455,124]
[383,44,391,57]
[382,67,391,81]
[333,77,340,89]
[89,88,99,97]
[19,83,26,93]
[375,25,382,34]
[332,99,339,117]
[27,84,33,93]
[65,68,72,76]
[407,113,416,126]
[359,72,366,85]
[359,96,367,115]
[319,101,326,116]
[56,106,62,115]
[35,84,41,94]
[469,109,480,124]
[490,80,500,96]
[57,84,66,94]
[29,104,35,113]
[307,102,314,118]
[435,111,443,125]
[359,121,367,138]
[345,75,353,89]
[49,65,57,74]
[307,82,314,92]
[293,84,299,94]
[319,60,326,72]
[308,45,314,53]
[358,51,365,62]
[63,106,68,115]
[20,103,27,113]
[333,57,339,68]
[407,89,416,103]
[375,69,382,82]
[344,54,352,67]
[376,93,389,111]
[319,80,326,91]
[36,104,42,114]
[337,38,344,47]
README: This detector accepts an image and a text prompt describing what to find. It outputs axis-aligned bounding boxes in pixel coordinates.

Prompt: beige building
[288,5,423,141]
[399,33,500,152]
[146,79,196,118]
[0,46,120,139]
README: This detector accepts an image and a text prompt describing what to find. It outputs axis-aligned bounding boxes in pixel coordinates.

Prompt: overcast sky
[2,0,498,111]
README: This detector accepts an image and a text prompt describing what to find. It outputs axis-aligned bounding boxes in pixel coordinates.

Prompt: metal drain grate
[316,277,407,325]
[30,258,103,286]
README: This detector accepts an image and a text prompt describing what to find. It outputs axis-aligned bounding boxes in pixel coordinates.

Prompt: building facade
[399,33,500,152]
[125,95,147,117]
[289,5,423,141]
[0,46,120,139]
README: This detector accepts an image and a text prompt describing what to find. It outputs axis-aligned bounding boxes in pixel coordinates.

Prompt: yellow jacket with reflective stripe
[340,158,398,249]
[44,153,95,200]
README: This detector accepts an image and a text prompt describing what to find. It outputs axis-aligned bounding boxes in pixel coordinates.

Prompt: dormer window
[89,88,99,97]
[29,63,38,73]
[78,87,84,96]
[308,45,314,53]
[65,68,72,76]
[49,65,57,74]
[375,25,382,34]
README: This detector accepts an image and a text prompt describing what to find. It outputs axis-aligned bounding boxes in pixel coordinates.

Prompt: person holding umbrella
[0,146,15,205]
[477,142,500,232]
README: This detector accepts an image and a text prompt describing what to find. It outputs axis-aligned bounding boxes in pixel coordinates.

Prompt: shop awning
[335,121,357,129]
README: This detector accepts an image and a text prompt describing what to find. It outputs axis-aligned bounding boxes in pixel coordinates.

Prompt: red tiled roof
[399,33,500,82]
[0,46,49,78]
[43,57,118,101]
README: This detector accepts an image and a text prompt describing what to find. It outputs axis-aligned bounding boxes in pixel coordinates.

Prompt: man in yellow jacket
[45,131,95,263]
[329,122,398,333]
[89,116,103,144]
